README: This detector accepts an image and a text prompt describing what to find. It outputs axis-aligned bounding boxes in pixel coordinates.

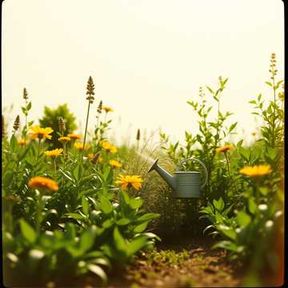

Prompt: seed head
[97,100,103,114]
[58,117,66,134]
[23,88,28,100]
[86,76,95,103]
[13,115,20,131]
[136,129,141,141]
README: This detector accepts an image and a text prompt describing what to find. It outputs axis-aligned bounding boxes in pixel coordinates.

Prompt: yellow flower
[28,176,59,192]
[18,138,27,146]
[101,140,117,153]
[88,153,100,163]
[58,136,71,143]
[44,148,63,158]
[115,175,143,190]
[239,164,272,177]
[102,106,113,113]
[74,142,90,150]
[216,144,234,153]
[29,126,53,140]
[109,160,122,169]
[67,133,81,140]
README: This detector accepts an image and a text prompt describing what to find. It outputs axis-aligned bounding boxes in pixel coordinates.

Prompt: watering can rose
[115,175,143,190]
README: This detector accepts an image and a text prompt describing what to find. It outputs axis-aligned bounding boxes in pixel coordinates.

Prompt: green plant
[39,104,77,147]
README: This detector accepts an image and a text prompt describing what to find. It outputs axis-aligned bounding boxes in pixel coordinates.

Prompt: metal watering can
[148,158,208,198]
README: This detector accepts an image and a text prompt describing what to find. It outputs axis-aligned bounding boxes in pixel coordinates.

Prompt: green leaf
[19,219,37,244]
[248,198,257,215]
[65,213,86,221]
[259,186,269,196]
[72,163,83,181]
[10,135,17,151]
[236,211,251,227]
[82,196,89,216]
[99,196,113,214]
[87,264,107,283]
[116,218,131,226]
[91,258,111,267]
[127,236,149,256]
[119,190,130,206]
[64,223,76,240]
[133,222,148,233]
[27,101,32,111]
[217,224,236,240]
[140,232,161,241]
[136,213,160,223]
[213,197,225,211]
[113,227,127,252]
[79,230,95,253]
[212,240,239,252]
[129,197,143,210]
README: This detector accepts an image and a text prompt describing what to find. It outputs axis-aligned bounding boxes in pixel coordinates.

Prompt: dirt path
[107,237,244,288]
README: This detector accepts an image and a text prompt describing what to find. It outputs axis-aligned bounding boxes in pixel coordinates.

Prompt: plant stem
[83,101,91,151]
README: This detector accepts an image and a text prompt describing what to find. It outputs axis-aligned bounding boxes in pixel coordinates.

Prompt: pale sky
[2,0,284,145]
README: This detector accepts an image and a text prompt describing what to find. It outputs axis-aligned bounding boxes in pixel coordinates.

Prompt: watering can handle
[177,157,208,188]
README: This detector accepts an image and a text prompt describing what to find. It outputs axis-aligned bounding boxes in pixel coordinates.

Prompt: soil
[104,236,246,288]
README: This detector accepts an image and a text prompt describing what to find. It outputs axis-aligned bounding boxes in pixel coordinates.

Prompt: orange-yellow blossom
[28,176,59,192]
[109,160,122,168]
[216,144,234,153]
[116,175,143,190]
[101,140,117,153]
[29,126,53,140]
[58,136,71,143]
[44,148,63,158]
[239,164,272,177]
[67,133,81,140]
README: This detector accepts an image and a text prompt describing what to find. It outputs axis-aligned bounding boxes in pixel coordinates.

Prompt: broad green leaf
[248,198,257,215]
[87,264,107,283]
[99,196,113,214]
[217,224,237,240]
[10,135,17,151]
[259,187,269,196]
[212,240,239,252]
[82,196,89,216]
[236,211,251,227]
[119,190,130,206]
[113,227,127,252]
[72,163,83,181]
[19,219,36,244]
[65,213,86,221]
[116,218,131,226]
[129,197,143,210]
[133,222,148,233]
[64,223,76,240]
[136,213,160,223]
[27,101,32,110]
[79,230,95,253]
[127,236,149,256]
[91,258,111,267]
[139,232,161,241]
[213,197,224,211]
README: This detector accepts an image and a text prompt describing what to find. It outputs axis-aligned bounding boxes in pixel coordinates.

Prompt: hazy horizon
[2,0,284,145]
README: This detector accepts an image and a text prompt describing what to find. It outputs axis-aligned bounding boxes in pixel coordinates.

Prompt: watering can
[148,158,208,198]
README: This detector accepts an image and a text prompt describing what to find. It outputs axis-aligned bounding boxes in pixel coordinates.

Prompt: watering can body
[148,158,208,199]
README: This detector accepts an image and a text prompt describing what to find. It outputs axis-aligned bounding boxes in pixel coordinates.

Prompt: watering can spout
[148,159,176,190]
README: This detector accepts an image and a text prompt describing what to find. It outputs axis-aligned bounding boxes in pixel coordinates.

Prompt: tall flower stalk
[83,76,95,150]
